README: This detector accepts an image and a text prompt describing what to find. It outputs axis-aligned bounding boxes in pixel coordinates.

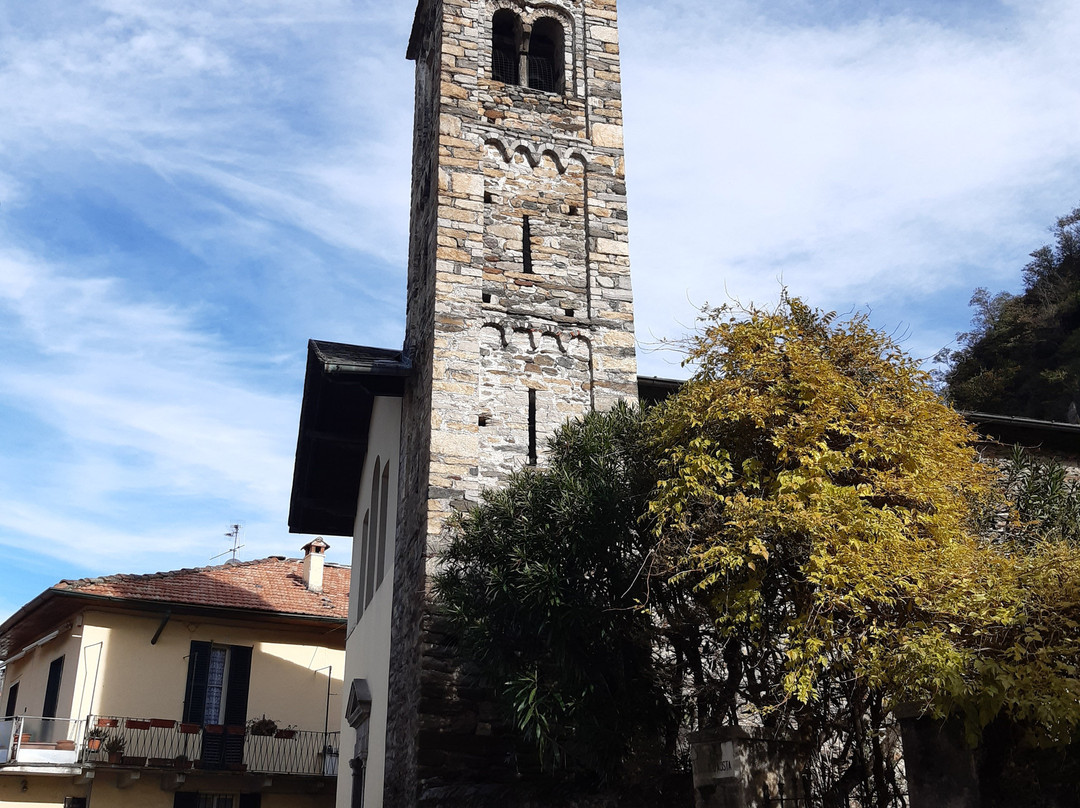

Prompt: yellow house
[0,543,347,808]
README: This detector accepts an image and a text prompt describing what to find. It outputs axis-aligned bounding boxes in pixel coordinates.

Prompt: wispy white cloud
[1,0,414,280]
[622,0,1080,368]
[0,249,298,565]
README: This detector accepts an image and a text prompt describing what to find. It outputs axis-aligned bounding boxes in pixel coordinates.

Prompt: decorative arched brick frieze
[480,320,510,348]
[483,317,589,354]
[483,136,590,174]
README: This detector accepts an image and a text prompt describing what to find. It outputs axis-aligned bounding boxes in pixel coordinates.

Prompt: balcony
[83,716,339,777]
[0,715,339,777]
[0,717,83,766]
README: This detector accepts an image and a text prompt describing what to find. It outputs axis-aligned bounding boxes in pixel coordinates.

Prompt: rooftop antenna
[211,523,245,562]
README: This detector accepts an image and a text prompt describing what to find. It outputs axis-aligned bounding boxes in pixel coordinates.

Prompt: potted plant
[179,722,201,735]
[86,728,107,752]
[247,715,278,737]
[125,718,151,730]
[274,724,297,740]
[103,735,125,764]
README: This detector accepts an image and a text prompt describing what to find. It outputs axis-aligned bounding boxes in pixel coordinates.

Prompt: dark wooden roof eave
[288,340,410,537]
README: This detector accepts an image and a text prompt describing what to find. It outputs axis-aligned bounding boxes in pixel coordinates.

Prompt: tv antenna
[212,523,245,562]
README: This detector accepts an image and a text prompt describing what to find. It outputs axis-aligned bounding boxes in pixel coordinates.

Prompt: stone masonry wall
[385,1,443,804]
[389,0,639,803]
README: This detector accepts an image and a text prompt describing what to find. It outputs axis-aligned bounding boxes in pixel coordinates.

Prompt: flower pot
[108,753,123,764]
[179,723,201,735]
[96,718,119,728]
[174,757,193,771]
[121,755,147,767]
[274,729,296,739]
[225,725,246,736]
[87,739,103,752]
[126,719,151,730]
[204,724,224,735]
[150,718,175,729]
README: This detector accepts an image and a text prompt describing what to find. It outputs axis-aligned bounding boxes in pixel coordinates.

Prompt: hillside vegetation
[940,205,1080,421]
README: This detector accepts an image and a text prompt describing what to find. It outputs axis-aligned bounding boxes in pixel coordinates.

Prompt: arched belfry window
[492,10,522,85]
[528,18,564,94]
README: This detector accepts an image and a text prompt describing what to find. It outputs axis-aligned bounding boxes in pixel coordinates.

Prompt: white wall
[336,395,402,808]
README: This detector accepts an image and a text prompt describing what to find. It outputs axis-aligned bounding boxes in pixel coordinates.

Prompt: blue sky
[1,0,1079,621]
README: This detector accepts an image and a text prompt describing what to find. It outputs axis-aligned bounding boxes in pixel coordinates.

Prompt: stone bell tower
[386,0,637,801]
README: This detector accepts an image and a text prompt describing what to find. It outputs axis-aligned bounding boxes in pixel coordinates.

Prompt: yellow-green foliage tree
[649,295,1080,752]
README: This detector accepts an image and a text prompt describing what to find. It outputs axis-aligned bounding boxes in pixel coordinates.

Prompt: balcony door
[182,642,251,769]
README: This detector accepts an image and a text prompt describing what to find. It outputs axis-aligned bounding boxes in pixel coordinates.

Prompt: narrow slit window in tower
[522,215,533,273]
[528,18,564,94]
[527,389,537,466]
[492,10,521,85]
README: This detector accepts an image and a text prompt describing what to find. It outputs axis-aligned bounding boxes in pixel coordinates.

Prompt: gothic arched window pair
[491,10,566,95]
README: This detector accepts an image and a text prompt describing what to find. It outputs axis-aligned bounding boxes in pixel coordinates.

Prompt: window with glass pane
[204,647,227,723]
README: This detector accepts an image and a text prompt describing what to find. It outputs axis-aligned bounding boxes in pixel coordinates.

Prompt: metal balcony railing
[81,716,339,777]
[0,716,83,765]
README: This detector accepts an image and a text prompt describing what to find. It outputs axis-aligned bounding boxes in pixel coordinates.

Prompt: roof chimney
[301,538,329,593]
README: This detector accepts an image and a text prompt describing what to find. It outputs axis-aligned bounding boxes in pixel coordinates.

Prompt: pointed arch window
[491,10,522,85]
[528,18,564,94]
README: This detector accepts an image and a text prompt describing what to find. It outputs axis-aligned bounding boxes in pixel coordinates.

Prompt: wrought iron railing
[81,716,338,777]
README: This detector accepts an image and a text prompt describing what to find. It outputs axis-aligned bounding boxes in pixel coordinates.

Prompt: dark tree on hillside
[940,205,1080,422]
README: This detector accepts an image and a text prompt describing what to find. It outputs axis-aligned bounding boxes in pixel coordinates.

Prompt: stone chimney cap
[302,538,330,555]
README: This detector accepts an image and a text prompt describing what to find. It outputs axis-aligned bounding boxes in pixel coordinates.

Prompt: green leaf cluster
[433,403,676,780]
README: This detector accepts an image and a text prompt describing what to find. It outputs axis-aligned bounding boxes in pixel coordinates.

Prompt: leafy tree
[941,205,1080,421]
[433,403,679,785]
[648,295,1080,803]
[650,296,995,704]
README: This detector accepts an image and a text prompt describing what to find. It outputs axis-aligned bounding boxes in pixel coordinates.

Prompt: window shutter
[239,794,262,808]
[222,646,252,768]
[182,641,212,724]
[223,646,252,726]
[172,794,198,808]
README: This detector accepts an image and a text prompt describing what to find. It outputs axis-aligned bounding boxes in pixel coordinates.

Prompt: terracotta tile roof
[51,557,350,620]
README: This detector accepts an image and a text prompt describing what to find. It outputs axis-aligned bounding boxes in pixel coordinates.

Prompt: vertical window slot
[527,389,538,466]
[522,215,533,274]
